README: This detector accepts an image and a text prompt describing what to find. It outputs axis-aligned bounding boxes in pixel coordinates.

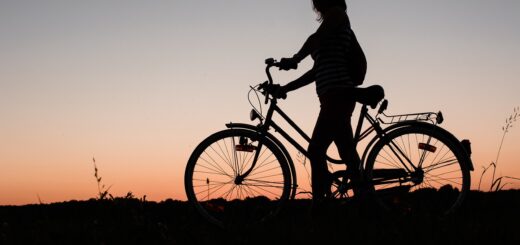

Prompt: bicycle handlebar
[262,58,281,104]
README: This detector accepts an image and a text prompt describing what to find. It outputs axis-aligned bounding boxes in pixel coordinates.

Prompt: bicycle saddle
[352,85,385,109]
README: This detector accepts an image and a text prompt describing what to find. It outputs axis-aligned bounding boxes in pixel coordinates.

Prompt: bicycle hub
[411,169,424,184]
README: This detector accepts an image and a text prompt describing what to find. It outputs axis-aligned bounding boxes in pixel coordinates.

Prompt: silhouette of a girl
[277,0,367,204]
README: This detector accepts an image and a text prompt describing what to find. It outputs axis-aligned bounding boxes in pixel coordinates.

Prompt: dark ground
[1,190,519,245]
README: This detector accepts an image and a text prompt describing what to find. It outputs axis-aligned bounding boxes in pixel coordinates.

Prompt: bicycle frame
[259,97,380,165]
[235,63,392,183]
[235,61,433,184]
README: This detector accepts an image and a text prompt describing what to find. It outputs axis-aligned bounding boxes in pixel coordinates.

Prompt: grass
[478,106,519,191]
[91,157,147,202]
[92,157,113,200]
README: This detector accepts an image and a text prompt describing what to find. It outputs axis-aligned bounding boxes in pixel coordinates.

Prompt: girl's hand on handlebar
[258,83,287,100]
[278,57,298,71]
[272,84,287,99]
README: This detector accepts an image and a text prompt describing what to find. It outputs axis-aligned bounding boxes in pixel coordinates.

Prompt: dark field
[1,190,519,245]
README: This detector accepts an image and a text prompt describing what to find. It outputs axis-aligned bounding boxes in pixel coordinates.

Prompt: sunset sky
[1,0,519,205]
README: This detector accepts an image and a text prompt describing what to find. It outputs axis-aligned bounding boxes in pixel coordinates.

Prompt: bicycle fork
[233,132,265,185]
[235,98,278,184]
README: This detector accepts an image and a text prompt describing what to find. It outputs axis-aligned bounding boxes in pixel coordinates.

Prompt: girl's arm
[292,34,317,63]
[282,67,316,93]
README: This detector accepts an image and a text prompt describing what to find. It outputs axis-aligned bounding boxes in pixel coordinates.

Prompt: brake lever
[258,81,269,91]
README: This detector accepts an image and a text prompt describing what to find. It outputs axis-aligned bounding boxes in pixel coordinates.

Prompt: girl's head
[312,0,347,21]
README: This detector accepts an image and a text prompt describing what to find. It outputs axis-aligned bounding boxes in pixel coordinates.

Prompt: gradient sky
[1,0,519,205]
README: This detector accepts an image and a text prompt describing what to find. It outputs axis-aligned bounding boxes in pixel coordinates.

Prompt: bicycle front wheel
[365,124,471,215]
[184,128,291,228]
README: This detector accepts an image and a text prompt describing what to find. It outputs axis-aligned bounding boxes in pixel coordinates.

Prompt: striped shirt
[312,28,355,96]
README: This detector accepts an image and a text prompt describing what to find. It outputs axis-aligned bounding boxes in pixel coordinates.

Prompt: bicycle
[184,58,474,228]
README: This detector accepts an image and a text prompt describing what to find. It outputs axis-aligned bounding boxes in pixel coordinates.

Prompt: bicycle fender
[360,136,380,171]
[225,122,298,198]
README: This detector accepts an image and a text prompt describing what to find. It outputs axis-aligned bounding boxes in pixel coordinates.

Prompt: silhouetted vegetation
[92,157,113,200]
[478,106,520,191]
[1,190,519,244]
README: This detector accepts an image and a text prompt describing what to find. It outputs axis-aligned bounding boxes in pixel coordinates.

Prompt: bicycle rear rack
[378,111,443,125]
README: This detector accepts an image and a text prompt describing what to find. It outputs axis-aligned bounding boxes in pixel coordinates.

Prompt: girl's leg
[308,91,355,201]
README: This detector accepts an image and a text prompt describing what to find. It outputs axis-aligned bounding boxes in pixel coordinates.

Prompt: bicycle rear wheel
[184,128,291,228]
[365,124,471,215]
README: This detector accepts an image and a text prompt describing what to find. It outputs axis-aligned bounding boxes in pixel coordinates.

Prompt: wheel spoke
[194,179,233,200]
[244,178,285,187]
[379,147,405,169]
[244,183,281,198]
[194,162,232,177]
[425,172,462,186]
[247,164,282,178]
[208,143,235,175]
[423,158,459,172]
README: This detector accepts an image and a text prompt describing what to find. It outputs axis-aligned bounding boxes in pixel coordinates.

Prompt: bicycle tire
[365,123,471,215]
[184,128,291,228]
